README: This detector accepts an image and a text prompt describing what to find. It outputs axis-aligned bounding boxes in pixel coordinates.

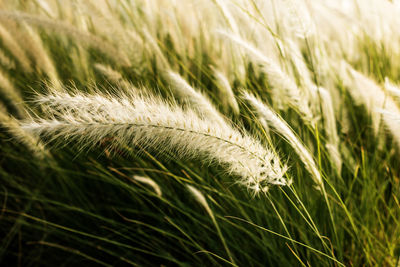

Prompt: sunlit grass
[0,0,400,266]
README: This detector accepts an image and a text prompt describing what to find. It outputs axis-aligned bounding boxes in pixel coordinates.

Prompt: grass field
[0,0,400,266]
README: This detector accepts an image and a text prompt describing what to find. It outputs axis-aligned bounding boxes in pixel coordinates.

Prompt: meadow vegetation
[0,0,400,266]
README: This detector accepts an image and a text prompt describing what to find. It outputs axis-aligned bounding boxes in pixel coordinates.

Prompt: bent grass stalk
[244,92,342,256]
[186,185,236,265]
[226,216,345,266]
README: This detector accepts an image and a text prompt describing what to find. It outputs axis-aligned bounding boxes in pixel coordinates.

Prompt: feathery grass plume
[34,0,56,18]
[94,63,133,92]
[377,107,400,151]
[285,39,313,86]
[70,45,91,83]
[94,63,124,82]
[377,109,400,127]
[384,77,400,100]
[282,0,315,38]
[132,175,162,197]
[186,184,235,265]
[21,23,61,90]
[282,39,323,113]
[0,69,26,118]
[244,92,322,187]
[0,104,48,159]
[339,142,357,173]
[211,0,239,35]
[211,67,239,115]
[259,117,271,137]
[21,90,288,194]
[0,49,15,69]
[0,23,31,73]
[343,63,400,149]
[313,86,342,172]
[142,28,170,69]
[80,1,143,61]
[220,32,314,124]
[0,11,131,67]
[167,71,226,125]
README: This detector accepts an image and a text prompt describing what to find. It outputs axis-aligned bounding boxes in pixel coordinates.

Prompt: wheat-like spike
[167,71,226,125]
[132,175,162,197]
[21,90,288,193]
[244,92,322,187]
